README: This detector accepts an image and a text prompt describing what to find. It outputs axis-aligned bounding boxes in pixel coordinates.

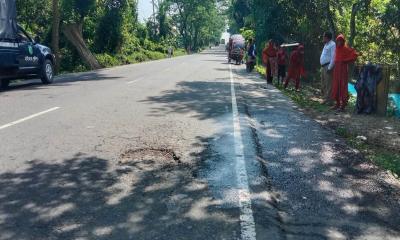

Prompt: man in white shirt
[320,32,336,104]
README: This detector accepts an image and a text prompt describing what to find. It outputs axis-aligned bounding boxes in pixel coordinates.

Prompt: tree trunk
[348,0,371,47]
[348,3,358,47]
[325,0,336,38]
[51,0,60,73]
[62,23,101,70]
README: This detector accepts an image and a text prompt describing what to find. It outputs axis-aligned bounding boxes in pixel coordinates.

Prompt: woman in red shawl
[262,40,277,84]
[284,45,305,91]
[331,34,358,111]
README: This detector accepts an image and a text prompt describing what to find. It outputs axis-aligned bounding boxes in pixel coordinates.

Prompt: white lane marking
[0,107,60,131]
[127,77,145,84]
[127,80,138,84]
[229,64,257,240]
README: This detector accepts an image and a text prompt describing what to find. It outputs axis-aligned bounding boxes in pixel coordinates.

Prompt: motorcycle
[246,56,256,72]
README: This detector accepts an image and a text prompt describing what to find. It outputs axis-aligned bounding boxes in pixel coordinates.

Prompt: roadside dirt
[305,108,400,152]
[295,88,400,154]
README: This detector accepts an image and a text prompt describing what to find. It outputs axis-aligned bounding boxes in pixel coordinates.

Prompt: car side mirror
[34,36,41,44]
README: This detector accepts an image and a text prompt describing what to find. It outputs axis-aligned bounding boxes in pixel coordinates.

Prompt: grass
[256,65,400,178]
[95,48,187,69]
[337,127,400,178]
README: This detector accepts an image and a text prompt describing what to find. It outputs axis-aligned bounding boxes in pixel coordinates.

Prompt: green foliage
[96,53,120,67]
[228,0,252,33]
[240,28,255,41]
[144,50,166,60]
[165,0,225,51]
[173,49,187,57]
[62,0,96,22]
[229,0,400,77]
[16,0,51,38]
[15,0,194,73]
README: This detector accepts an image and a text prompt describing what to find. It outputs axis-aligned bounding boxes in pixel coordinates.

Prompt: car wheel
[41,59,54,84]
[0,80,10,89]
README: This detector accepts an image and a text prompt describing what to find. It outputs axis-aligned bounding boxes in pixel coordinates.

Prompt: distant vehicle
[228,34,245,65]
[0,0,55,89]
[220,39,225,45]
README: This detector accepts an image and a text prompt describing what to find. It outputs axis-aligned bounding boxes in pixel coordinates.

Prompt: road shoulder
[232,65,400,239]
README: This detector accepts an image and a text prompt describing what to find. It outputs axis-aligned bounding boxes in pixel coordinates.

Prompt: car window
[17,30,30,43]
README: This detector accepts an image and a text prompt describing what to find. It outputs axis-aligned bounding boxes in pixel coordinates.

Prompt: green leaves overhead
[62,0,96,22]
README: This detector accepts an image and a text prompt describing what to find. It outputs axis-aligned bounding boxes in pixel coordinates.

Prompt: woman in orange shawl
[331,34,358,111]
[284,45,305,91]
[262,40,277,84]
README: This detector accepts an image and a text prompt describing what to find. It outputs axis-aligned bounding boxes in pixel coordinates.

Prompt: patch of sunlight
[326,228,347,240]
[342,203,360,215]
[325,188,362,202]
[93,227,113,237]
[356,226,400,240]
[144,177,179,193]
[185,197,212,220]
[265,128,284,139]
[185,197,236,222]
[319,144,336,164]
[125,210,147,233]
[39,203,75,220]
[106,174,137,206]
[318,180,333,192]
[58,223,82,232]
[183,181,207,192]
[288,148,315,156]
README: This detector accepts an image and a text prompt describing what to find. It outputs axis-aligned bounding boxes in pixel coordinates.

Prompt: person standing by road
[262,40,277,84]
[331,34,358,111]
[320,32,336,104]
[284,45,305,91]
[247,39,256,60]
[168,46,174,58]
[276,45,287,85]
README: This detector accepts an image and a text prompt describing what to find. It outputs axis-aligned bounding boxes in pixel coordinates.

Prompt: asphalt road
[0,47,399,240]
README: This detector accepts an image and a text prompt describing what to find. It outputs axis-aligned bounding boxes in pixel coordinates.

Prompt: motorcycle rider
[247,39,256,60]
[246,39,256,72]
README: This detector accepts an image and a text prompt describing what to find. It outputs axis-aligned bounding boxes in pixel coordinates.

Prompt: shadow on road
[140,76,274,121]
[0,152,239,240]
[141,65,400,239]
[0,71,122,94]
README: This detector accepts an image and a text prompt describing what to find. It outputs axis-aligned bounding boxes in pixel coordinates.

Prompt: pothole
[119,148,181,166]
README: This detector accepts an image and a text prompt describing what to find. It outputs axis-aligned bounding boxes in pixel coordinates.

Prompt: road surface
[0,47,399,240]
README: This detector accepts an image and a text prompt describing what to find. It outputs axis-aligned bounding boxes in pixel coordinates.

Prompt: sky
[138,0,153,23]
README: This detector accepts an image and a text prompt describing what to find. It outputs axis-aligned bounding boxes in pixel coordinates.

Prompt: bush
[174,49,187,57]
[96,53,120,68]
[144,50,166,60]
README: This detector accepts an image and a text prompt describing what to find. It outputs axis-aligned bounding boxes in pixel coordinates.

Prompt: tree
[348,0,372,47]
[166,0,225,52]
[61,0,101,69]
[52,0,61,72]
